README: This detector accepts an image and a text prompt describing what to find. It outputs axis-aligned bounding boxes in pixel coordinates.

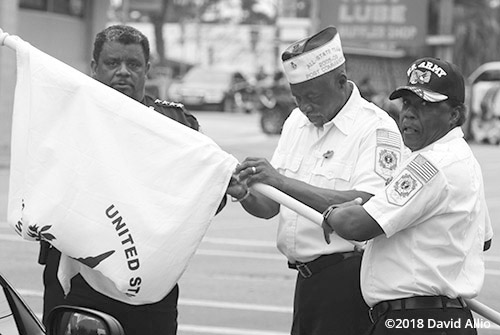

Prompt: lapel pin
[322,150,334,159]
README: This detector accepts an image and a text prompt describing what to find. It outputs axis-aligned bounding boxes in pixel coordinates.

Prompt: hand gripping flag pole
[251,183,500,326]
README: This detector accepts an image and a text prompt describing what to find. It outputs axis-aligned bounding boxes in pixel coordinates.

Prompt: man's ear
[90,59,97,78]
[145,61,151,77]
[449,106,461,127]
[338,73,348,88]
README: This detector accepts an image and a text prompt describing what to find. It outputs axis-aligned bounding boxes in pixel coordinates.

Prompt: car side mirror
[46,306,125,335]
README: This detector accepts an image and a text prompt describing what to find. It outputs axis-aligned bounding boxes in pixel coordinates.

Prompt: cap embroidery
[409,69,431,85]
[407,61,447,78]
[282,27,345,84]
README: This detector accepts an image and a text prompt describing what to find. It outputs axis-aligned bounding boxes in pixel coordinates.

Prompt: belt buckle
[296,263,312,278]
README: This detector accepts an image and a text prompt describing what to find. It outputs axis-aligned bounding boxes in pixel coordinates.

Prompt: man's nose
[116,62,131,75]
[400,106,416,121]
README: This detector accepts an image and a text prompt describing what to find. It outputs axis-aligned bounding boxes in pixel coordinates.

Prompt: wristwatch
[322,204,338,244]
[323,204,338,224]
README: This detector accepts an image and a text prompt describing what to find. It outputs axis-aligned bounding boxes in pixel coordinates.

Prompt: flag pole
[251,182,500,326]
[0,28,19,51]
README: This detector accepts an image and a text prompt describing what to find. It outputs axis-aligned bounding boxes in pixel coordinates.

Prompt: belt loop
[296,263,313,278]
[401,298,406,311]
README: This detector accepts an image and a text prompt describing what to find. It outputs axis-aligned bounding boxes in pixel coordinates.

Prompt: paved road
[0,111,499,334]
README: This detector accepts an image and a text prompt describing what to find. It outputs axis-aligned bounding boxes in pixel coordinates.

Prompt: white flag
[8,38,238,304]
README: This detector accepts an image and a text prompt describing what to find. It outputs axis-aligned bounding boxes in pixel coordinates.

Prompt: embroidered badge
[375,129,401,180]
[409,69,432,85]
[386,154,438,206]
[386,171,422,206]
[407,154,438,183]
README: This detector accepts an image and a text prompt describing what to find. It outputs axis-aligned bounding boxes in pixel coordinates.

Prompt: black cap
[389,57,465,103]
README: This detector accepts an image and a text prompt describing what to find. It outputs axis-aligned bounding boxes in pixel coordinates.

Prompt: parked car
[0,272,124,335]
[167,66,253,112]
[464,61,500,144]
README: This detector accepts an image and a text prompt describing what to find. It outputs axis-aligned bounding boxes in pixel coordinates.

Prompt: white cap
[282,26,345,84]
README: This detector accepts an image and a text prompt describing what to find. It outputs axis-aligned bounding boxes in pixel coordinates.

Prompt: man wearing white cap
[323,57,493,334]
[227,26,404,334]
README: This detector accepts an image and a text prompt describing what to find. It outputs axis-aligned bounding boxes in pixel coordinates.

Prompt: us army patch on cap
[375,129,401,180]
[386,154,438,206]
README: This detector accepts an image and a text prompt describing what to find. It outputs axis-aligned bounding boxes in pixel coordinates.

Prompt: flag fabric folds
[7,38,238,304]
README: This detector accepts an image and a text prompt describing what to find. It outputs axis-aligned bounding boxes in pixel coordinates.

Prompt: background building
[0,0,110,162]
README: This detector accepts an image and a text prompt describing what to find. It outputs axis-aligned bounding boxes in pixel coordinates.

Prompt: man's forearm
[277,176,373,213]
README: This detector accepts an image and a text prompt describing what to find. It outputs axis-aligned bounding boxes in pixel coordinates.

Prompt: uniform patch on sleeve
[386,154,438,206]
[375,129,401,180]
[407,154,438,183]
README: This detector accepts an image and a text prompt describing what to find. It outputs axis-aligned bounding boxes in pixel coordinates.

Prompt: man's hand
[226,174,249,202]
[322,197,363,244]
[234,157,283,189]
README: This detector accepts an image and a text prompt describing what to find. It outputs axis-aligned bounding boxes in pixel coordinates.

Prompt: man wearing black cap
[227,26,404,334]
[323,57,493,334]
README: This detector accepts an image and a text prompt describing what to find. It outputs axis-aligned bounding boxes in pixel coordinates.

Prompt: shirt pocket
[273,153,303,177]
[312,159,353,183]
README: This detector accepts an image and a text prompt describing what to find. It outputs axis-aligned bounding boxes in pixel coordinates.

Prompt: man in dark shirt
[40,24,218,335]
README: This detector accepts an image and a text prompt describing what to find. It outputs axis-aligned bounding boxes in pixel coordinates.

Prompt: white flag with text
[8,38,238,304]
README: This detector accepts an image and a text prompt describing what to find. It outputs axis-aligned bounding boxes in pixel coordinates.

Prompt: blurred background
[1,1,500,334]
[2,0,500,151]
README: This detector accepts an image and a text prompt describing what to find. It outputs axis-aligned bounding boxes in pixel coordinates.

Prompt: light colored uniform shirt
[362,127,493,307]
[271,82,404,263]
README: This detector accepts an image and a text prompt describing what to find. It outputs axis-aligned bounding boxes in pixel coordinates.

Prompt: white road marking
[3,230,500,271]
[202,237,276,248]
[195,249,283,260]
[17,292,500,333]
[0,233,29,242]
[180,298,291,313]
[18,289,292,313]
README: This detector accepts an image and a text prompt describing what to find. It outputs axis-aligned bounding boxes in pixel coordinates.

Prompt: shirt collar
[297,81,360,135]
[414,127,464,153]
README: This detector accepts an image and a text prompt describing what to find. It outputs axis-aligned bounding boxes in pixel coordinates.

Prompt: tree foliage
[149,0,171,66]
[453,0,500,76]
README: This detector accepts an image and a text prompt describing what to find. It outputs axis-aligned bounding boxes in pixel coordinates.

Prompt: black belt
[370,296,467,323]
[288,251,361,278]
